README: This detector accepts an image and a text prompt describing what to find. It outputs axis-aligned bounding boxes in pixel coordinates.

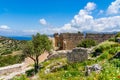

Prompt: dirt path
[0,52,49,80]
[39,52,49,63]
[25,52,49,66]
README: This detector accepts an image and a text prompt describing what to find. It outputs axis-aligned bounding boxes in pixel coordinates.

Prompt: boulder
[67,47,88,63]
[85,64,102,76]
[47,50,71,60]
[44,62,67,74]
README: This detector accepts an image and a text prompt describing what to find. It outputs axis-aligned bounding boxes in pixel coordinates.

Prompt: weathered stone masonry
[67,48,88,63]
[54,33,115,50]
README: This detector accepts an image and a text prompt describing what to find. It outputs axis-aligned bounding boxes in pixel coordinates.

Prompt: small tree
[23,33,52,73]
[77,39,97,48]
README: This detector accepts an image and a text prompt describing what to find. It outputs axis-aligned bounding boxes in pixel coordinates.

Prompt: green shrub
[95,46,104,53]
[108,48,117,55]
[77,39,97,48]
[12,74,29,80]
[108,37,117,42]
[110,59,120,67]
[97,51,109,61]
[25,69,35,77]
[115,32,120,38]
[1,49,12,55]
[0,54,25,67]
[93,41,120,58]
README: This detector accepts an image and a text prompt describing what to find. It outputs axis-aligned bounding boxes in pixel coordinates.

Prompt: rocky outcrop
[0,63,31,80]
[44,62,67,74]
[0,36,26,55]
[47,50,71,60]
[67,47,88,63]
[85,64,102,76]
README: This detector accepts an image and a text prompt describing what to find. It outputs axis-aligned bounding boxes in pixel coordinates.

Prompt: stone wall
[54,33,115,50]
[47,50,71,60]
[85,33,115,43]
[0,63,24,76]
[55,33,84,50]
[67,48,88,63]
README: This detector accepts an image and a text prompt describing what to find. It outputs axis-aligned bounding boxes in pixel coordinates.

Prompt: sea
[8,36,32,40]
[7,35,53,41]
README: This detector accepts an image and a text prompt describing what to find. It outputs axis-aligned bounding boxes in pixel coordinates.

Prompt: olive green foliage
[93,41,120,59]
[25,69,35,77]
[1,49,12,55]
[115,32,120,38]
[77,39,97,48]
[0,54,25,67]
[109,32,120,42]
[85,60,120,80]
[13,74,29,80]
[0,36,26,55]
[23,33,52,73]
[37,57,120,80]
[108,37,117,42]
[110,59,120,67]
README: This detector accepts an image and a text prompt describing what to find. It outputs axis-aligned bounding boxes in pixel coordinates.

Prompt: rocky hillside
[0,36,26,55]
[11,40,120,80]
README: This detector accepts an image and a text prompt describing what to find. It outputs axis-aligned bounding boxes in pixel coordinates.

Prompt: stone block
[67,48,88,63]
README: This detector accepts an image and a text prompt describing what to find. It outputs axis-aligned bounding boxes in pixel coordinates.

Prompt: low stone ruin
[44,62,67,74]
[85,64,102,76]
[47,50,71,60]
[67,47,88,63]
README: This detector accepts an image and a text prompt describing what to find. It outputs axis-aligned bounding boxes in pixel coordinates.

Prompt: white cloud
[49,2,120,34]
[40,18,47,25]
[21,30,39,35]
[99,10,104,14]
[23,30,38,33]
[69,9,120,32]
[0,25,10,30]
[107,0,120,15]
[84,2,96,11]
[33,1,120,34]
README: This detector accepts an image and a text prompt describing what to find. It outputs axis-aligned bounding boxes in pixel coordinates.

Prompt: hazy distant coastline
[6,35,54,41]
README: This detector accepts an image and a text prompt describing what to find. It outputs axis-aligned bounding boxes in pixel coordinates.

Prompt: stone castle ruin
[54,33,115,50]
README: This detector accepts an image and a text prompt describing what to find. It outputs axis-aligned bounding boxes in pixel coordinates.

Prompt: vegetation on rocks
[0,54,25,67]
[77,39,97,48]
[0,36,26,67]
[1,33,120,80]
[37,39,120,80]
[0,36,26,55]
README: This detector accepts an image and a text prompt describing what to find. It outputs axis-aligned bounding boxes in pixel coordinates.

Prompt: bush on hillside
[1,49,12,55]
[0,54,25,67]
[12,74,29,80]
[93,41,120,59]
[77,39,97,48]
[108,37,117,42]
[110,59,120,67]
[109,32,120,42]
[115,32,120,38]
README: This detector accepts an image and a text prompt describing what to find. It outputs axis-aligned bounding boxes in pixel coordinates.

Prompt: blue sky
[0,0,120,36]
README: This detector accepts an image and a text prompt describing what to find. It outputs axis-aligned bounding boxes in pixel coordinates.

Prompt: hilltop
[0,33,120,80]
[0,36,27,68]
[0,36,26,55]
[11,33,120,80]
